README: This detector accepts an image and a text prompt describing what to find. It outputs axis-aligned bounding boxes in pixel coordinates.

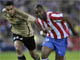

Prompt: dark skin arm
[63,16,78,36]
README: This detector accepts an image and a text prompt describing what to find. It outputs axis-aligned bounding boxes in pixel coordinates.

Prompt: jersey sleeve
[27,14,36,22]
[15,8,35,22]
[49,12,64,20]
[36,18,46,30]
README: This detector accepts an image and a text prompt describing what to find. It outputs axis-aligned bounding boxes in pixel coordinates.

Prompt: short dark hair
[36,4,43,9]
[4,1,14,6]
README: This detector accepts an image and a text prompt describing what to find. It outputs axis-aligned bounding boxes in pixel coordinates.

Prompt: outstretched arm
[15,8,36,22]
[63,16,78,36]
[35,19,47,37]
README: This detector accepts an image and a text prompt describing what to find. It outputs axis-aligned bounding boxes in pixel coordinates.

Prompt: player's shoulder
[46,11,52,14]
[46,11,63,15]
[36,18,44,23]
[46,11,64,18]
[36,18,41,22]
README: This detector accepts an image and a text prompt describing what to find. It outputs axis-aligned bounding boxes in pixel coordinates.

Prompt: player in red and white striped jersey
[35,4,78,60]
[36,13,71,39]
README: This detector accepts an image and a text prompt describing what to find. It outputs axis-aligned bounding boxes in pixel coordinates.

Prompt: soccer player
[34,4,78,60]
[2,1,40,60]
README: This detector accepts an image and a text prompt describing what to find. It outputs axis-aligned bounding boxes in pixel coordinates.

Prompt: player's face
[35,8,45,20]
[6,5,15,16]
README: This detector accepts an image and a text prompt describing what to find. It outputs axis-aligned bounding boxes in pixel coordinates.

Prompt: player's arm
[15,8,36,22]
[1,8,7,16]
[36,19,47,37]
[36,22,47,37]
[1,8,10,20]
[63,16,78,36]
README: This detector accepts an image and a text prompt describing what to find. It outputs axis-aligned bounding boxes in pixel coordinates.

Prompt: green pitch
[0,51,80,60]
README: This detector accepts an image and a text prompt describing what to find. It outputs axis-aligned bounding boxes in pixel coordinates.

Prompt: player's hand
[42,32,47,37]
[40,30,47,37]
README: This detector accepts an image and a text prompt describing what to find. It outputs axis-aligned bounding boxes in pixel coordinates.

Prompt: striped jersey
[36,11,71,39]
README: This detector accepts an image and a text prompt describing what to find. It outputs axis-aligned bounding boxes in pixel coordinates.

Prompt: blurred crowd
[0,0,80,51]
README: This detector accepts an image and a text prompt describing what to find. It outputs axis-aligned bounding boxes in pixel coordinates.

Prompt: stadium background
[0,0,80,60]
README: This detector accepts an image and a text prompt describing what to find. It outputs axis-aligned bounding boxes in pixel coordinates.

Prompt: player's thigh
[55,52,64,60]
[14,40,23,50]
[23,36,38,57]
[55,38,67,56]
[23,36,36,51]
[13,34,24,50]
[41,46,52,57]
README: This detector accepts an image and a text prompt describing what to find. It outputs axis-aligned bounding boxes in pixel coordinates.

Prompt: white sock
[42,58,49,60]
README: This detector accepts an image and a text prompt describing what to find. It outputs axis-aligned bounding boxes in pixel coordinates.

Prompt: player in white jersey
[35,4,78,60]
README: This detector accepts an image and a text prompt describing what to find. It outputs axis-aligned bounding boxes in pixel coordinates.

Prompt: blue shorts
[42,36,67,56]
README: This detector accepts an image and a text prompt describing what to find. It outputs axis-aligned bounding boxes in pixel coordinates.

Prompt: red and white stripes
[36,11,71,39]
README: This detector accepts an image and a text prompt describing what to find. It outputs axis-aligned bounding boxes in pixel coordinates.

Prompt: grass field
[0,51,80,60]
